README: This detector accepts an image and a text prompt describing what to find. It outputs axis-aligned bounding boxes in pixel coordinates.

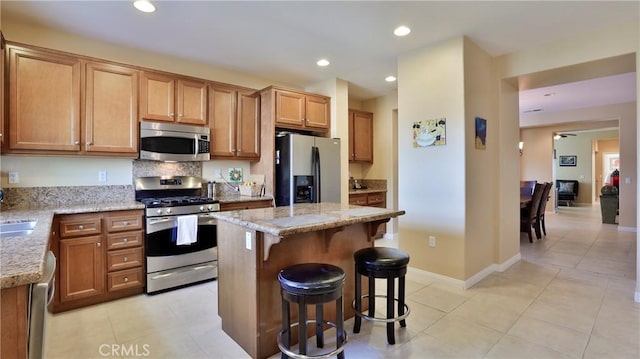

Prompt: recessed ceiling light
[394,26,411,37]
[385,76,397,82]
[134,0,156,13]
[316,59,330,67]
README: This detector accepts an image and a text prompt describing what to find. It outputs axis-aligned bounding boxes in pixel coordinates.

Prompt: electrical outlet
[245,232,252,250]
[215,168,222,179]
[8,172,19,184]
[98,170,107,182]
[428,236,436,247]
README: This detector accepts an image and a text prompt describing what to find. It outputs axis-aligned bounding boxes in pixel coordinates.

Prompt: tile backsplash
[1,160,205,210]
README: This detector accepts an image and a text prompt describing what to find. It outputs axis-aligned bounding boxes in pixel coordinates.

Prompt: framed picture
[559,155,577,167]
[475,117,487,150]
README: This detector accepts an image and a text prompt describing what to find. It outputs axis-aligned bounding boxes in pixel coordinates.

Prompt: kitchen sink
[0,220,37,238]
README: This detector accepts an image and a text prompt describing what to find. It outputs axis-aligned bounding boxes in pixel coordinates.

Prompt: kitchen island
[212,202,405,359]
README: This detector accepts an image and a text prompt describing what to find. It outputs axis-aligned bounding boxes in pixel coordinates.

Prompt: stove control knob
[207,205,213,211]
[200,206,205,212]
[166,208,172,214]
[156,209,162,215]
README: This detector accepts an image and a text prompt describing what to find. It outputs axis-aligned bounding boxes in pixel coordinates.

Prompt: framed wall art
[475,117,487,150]
[559,155,577,167]
[413,117,446,147]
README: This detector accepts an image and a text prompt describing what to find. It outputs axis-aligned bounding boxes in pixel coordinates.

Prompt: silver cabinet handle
[86,142,92,146]
[123,238,128,243]
[123,256,128,262]
[78,225,84,230]
[123,221,129,226]
[124,277,129,282]
[96,242,101,247]
[74,141,80,145]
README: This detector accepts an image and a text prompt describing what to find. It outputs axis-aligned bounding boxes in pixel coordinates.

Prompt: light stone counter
[211,202,404,237]
[0,201,144,289]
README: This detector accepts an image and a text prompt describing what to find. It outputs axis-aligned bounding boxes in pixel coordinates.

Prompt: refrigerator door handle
[312,146,321,203]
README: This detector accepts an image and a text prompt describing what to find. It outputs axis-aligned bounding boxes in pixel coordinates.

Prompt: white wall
[398,37,467,279]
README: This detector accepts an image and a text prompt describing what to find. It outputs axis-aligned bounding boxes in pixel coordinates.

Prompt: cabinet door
[177,79,207,125]
[275,90,305,127]
[209,86,236,158]
[85,62,138,154]
[1,34,5,149]
[8,46,81,151]
[305,95,330,129]
[59,235,104,302]
[236,90,260,159]
[351,111,373,163]
[140,71,175,122]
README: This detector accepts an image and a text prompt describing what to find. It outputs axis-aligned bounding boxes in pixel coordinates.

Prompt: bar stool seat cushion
[354,247,410,272]
[278,263,346,296]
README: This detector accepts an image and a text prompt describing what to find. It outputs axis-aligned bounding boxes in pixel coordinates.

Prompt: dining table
[520,194,532,208]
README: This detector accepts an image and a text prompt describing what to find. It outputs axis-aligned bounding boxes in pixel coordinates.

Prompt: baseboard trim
[407,253,522,290]
[617,226,637,233]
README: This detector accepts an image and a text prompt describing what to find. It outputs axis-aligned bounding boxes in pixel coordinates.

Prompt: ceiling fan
[553,132,577,139]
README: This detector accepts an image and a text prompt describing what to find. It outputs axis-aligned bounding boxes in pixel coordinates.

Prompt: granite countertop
[0,201,145,289]
[348,188,387,195]
[212,202,404,237]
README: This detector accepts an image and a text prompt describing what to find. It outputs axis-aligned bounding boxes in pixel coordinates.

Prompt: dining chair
[535,182,553,238]
[520,180,537,196]
[520,183,545,243]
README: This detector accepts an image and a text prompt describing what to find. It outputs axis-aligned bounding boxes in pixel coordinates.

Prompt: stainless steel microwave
[139,121,210,161]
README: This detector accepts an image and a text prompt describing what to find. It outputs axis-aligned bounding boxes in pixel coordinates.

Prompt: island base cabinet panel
[217,221,371,359]
[217,221,258,358]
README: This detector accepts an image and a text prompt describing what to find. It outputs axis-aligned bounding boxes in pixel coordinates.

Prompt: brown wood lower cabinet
[0,285,28,359]
[349,191,387,238]
[52,209,144,312]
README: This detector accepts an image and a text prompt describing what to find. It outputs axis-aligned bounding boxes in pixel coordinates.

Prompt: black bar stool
[352,247,410,345]
[277,263,348,359]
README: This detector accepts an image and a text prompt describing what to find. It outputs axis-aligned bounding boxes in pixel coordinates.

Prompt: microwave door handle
[194,134,199,157]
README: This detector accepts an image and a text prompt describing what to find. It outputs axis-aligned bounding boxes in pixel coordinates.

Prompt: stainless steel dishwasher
[28,250,56,359]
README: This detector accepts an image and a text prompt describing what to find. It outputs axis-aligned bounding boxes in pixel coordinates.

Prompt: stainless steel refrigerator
[275,134,341,206]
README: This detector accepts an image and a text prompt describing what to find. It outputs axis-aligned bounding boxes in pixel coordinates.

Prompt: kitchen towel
[176,215,198,245]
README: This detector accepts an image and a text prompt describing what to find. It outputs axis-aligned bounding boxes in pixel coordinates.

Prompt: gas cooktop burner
[141,196,218,208]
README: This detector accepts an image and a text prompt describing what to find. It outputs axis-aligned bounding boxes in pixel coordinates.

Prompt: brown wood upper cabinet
[275,89,330,131]
[85,62,138,154]
[209,85,260,160]
[1,33,5,150]
[349,109,373,163]
[7,43,139,156]
[140,71,207,126]
[8,45,82,152]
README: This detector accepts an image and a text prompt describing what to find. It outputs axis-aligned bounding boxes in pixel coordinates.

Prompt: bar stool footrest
[277,319,348,359]
[352,294,410,323]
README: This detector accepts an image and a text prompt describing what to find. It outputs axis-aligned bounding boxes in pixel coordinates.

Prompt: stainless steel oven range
[134,176,219,294]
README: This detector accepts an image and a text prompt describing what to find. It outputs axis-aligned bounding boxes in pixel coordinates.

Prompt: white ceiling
[2,1,638,112]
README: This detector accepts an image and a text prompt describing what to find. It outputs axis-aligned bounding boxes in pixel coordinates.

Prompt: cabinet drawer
[349,193,367,205]
[59,215,101,238]
[107,268,143,292]
[107,230,143,250]
[107,247,143,272]
[367,193,385,206]
[105,211,143,232]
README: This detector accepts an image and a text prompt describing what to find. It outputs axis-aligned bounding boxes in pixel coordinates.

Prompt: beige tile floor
[45,205,639,358]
